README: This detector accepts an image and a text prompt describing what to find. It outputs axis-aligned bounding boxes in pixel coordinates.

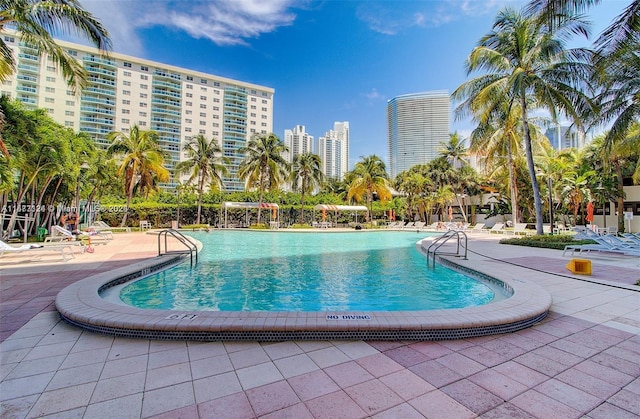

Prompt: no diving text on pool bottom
[326,315,371,320]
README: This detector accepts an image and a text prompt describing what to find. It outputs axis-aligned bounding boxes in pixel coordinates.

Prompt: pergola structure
[222,202,279,228]
[313,204,368,225]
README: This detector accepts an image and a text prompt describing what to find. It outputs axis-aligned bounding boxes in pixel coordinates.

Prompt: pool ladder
[423,230,468,265]
[158,229,198,266]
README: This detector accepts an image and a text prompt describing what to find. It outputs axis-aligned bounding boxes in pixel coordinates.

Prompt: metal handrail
[423,229,468,264]
[157,229,198,266]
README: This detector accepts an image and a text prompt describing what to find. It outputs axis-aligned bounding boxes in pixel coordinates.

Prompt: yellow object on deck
[566,259,592,275]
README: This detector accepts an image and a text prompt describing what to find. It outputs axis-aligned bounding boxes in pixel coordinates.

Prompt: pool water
[118,230,496,311]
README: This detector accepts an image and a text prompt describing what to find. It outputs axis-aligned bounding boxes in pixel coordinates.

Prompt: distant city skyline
[42,1,630,169]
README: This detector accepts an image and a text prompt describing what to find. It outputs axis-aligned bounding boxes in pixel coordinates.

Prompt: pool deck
[1,231,639,418]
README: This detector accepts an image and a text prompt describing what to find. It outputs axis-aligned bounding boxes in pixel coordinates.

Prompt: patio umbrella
[322,209,326,221]
[586,201,594,223]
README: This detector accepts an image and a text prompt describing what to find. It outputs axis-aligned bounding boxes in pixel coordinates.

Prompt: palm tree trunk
[521,96,544,235]
[197,173,204,225]
[615,163,625,233]
[506,141,519,224]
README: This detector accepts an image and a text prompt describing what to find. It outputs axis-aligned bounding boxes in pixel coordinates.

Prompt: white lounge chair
[469,223,486,233]
[488,223,505,234]
[0,239,75,261]
[45,225,76,242]
[504,223,533,236]
[139,220,151,231]
[92,220,131,233]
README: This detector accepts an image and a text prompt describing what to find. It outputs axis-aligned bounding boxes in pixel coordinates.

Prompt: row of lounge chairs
[1,223,118,262]
[563,227,640,256]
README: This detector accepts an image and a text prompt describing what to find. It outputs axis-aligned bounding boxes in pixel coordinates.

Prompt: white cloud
[357,0,510,35]
[364,88,386,104]
[79,0,300,55]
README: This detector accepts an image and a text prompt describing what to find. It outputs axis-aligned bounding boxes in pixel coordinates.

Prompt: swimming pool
[115,231,497,311]
[56,231,552,341]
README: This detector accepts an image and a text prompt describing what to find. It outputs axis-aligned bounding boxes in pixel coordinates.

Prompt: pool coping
[55,236,553,340]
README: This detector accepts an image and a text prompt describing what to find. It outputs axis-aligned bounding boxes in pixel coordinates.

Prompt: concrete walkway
[1,232,639,418]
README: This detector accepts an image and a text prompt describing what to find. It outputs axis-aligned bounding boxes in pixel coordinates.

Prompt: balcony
[85,66,116,77]
[223,110,245,118]
[18,52,39,62]
[80,116,114,126]
[81,96,115,106]
[152,125,180,134]
[16,85,37,94]
[224,93,247,103]
[85,86,116,96]
[88,76,116,87]
[151,116,180,125]
[82,56,116,67]
[17,64,39,73]
[225,86,246,94]
[224,102,246,111]
[17,74,38,84]
[80,106,115,116]
[79,126,112,135]
[151,107,181,117]
[153,70,181,81]
[152,79,181,90]
[224,119,246,127]
[152,89,181,99]
[17,96,37,105]
[151,98,180,108]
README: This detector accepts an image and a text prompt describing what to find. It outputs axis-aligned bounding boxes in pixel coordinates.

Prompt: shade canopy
[222,202,279,209]
[313,205,368,212]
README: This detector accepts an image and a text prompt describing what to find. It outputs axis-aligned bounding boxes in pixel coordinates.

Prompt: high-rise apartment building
[283,125,314,163]
[316,121,349,180]
[387,91,450,178]
[1,29,274,191]
[544,125,583,150]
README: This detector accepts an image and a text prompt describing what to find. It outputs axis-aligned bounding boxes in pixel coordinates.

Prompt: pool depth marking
[326,314,372,320]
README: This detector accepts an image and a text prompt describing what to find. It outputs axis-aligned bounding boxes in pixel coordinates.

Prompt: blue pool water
[118,230,496,311]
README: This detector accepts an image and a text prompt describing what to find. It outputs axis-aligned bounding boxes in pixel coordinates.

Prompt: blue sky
[79,0,625,168]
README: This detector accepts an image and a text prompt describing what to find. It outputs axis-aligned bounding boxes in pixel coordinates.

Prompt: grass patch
[291,223,312,229]
[499,234,596,250]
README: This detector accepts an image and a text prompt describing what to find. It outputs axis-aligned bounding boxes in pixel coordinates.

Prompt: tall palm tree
[107,125,169,226]
[0,0,111,170]
[347,155,392,225]
[439,132,468,169]
[0,0,111,90]
[454,7,594,234]
[238,133,289,225]
[290,152,325,224]
[174,134,228,224]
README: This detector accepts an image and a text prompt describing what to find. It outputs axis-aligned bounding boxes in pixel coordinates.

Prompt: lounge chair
[413,221,426,230]
[469,223,486,233]
[0,239,75,261]
[91,221,131,233]
[45,225,76,242]
[563,235,640,257]
[402,222,416,229]
[139,220,151,231]
[488,223,505,234]
[504,223,534,236]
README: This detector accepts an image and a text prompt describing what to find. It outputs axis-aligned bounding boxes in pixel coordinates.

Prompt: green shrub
[291,223,312,229]
[248,224,268,230]
[499,234,596,250]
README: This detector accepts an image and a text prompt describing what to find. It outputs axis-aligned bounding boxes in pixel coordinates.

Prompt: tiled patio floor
[1,232,639,418]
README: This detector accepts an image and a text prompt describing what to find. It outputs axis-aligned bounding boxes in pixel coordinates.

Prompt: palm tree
[347,155,392,225]
[237,133,289,225]
[290,152,325,224]
[439,132,468,169]
[453,7,593,234]
[107,125,169,226]
[174,134,228,224]
[0,0,111,90]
